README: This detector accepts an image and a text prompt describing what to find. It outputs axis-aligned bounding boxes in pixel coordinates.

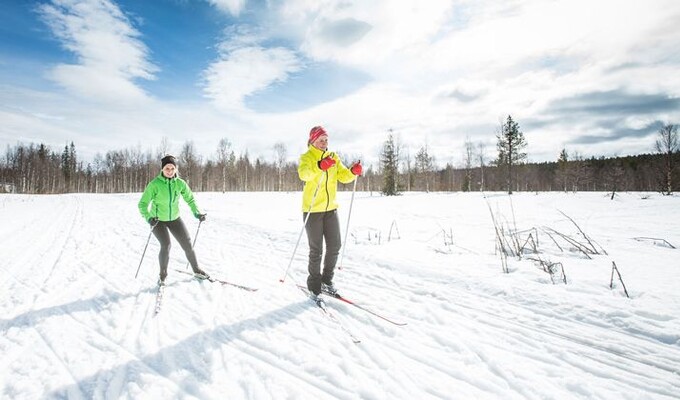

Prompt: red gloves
[350,162,362,176]
[318,156,336,171]
[318,156,361,175]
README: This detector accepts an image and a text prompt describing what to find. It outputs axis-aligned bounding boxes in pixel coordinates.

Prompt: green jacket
[298,145,356,213]
[138,173,201,222]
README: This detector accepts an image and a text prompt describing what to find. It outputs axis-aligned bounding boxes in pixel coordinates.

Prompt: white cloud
[5,0,680,167]
[38,0,156,103]
[347,0,680,160]
[207,0,246,16]
[202,35,301,111]
[297,0,453,71]
[169,0,680,162]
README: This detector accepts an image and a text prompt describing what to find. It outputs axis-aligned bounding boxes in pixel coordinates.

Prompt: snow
[1,191,679,399]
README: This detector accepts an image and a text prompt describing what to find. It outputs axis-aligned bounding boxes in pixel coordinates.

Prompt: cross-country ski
[297,285,361,344]
[174,269,258,292]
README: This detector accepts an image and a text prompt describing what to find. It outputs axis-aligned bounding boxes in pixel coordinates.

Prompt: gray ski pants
[152,217,199,280]
[304,210,341,295]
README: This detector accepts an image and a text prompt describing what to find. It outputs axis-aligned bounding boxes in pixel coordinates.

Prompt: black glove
[196,213,207,222]
[148,217,159,226]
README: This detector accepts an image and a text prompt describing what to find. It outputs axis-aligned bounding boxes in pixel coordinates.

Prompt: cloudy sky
[1,0,679,167]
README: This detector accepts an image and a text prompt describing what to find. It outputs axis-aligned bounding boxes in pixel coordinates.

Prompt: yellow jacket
[298,145,356,212]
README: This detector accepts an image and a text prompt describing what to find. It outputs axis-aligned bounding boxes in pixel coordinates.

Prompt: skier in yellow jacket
[298,126,362,298]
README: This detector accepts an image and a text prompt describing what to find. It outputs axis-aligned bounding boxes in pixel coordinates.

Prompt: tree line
[1,119,678,195]
[378,117,678,195]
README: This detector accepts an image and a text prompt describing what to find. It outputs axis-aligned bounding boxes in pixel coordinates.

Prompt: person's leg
[152,222,171,281]
[321,210,341,286]
[167,218,201,272]
[304,212,324,295]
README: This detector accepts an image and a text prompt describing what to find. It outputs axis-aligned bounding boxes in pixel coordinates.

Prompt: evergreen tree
[380,133,400,196]
[496,115,527,194]
[556,148,569,192]
[61,143,78,192]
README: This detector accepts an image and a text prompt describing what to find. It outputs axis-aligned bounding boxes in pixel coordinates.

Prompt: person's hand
[350,161,363,176]
[196,213,207,222]
[318,156,336,171]
[148,217,159,226]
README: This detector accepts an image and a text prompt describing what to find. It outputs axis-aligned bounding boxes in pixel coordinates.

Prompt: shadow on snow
[44,301,308,399]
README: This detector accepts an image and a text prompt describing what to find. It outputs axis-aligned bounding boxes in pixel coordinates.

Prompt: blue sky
[1,0,680,166]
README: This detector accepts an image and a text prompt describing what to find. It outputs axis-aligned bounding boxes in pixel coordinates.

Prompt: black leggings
[304,210,341,295]
[152,217,198,278]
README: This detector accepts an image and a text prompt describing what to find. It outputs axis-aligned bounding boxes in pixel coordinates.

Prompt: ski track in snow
[1,192,679,399]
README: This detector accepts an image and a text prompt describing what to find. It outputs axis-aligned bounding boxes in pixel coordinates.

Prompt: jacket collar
[308,144,331,159]
[158,172,177,181]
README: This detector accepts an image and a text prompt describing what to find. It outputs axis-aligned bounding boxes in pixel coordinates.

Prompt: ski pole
[135,222,158,279]
[338,174,359,270]
[280,172,325,283]
[185,219,203,270]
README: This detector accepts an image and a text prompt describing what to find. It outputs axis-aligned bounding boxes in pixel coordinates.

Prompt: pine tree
[496,115,527,194]
[557,148,569,192]
[380,133,400,196]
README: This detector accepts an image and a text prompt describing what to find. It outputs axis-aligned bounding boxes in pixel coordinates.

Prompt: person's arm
[298,152,322,182]
[180,180,201,217]
[335,154,357,184]
[138,181,156,221]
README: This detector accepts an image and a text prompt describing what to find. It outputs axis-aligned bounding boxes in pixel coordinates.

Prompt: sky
[1,0,680,167]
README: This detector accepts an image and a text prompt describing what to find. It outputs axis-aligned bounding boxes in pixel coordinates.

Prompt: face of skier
[162,163,176,178]
[311,134,328,151]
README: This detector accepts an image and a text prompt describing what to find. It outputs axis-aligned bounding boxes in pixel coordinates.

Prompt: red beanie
[308,126,327,145]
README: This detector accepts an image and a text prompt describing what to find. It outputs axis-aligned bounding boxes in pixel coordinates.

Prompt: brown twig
[609,261,630,298]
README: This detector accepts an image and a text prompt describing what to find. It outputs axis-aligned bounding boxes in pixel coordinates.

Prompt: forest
[1,121,678,195]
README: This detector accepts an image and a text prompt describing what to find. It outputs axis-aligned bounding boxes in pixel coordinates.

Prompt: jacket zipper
[320,151,330,211]
[167,179,173,220]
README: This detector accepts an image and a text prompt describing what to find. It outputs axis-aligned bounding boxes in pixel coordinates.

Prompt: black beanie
[161,155,176,168]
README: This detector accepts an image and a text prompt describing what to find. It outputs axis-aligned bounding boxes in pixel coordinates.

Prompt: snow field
[1,191,679,399]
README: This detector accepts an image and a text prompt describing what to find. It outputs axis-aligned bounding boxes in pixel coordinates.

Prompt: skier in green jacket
[138,155,209,285]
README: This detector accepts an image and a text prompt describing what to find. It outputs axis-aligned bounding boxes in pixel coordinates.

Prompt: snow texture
[1,192,679,399]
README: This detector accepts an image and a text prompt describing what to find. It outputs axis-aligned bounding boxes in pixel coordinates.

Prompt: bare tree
[415,144,435,192]
[570,151,589,191]
[605,157,625,198]
[655,123,678,195]
[237,151,251,191]
[462,137,474,191]
[273,142,287,191]
[158,136,171,159]
[477,142,487,191]
[403,150,413,191]
[179,141,201,188]
[216,138,233,193]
